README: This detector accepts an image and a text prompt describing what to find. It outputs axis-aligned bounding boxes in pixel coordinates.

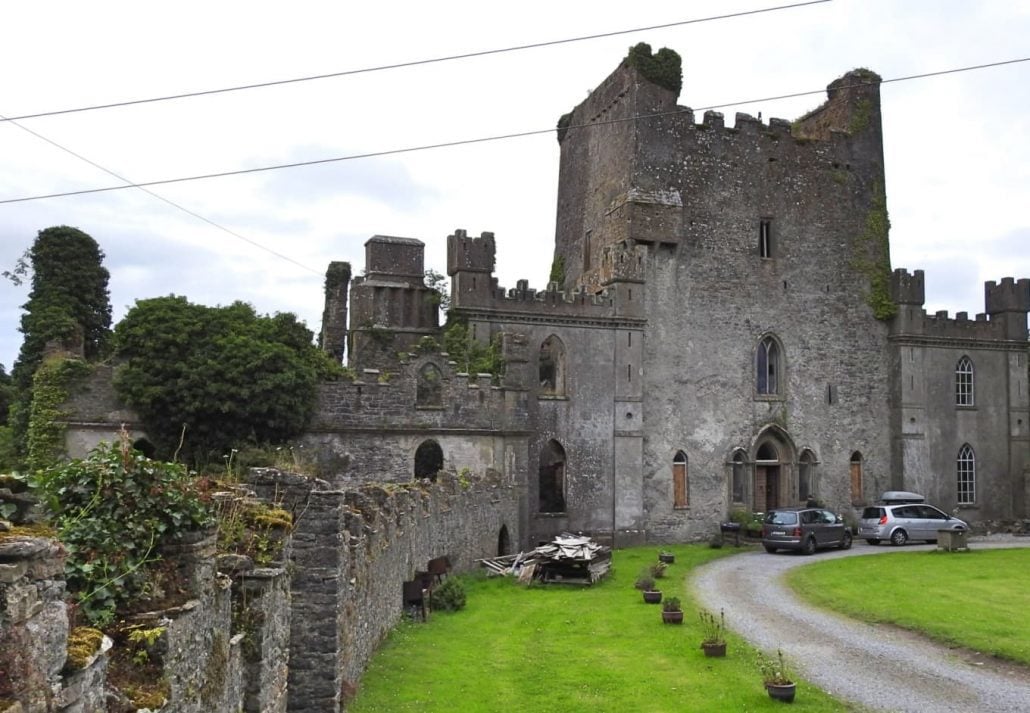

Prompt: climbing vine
[853,183,897,321]
[548,255,566,286]
[26,356,92,472]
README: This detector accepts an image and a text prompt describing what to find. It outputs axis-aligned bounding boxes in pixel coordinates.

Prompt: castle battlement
[985,276,1030,314]
[890,270,1029,342]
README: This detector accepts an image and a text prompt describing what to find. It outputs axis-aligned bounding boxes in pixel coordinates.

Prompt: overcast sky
[2,0,1028,370]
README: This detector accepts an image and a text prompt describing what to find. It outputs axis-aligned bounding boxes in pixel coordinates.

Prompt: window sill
[955,405,977,411]
[673,506,690,511]
[535,512,568,518]
[753,394,785,402]
[538,394,568,401]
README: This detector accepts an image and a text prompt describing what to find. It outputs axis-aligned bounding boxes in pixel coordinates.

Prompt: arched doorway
[414,440,444,481]
[538,440,567,513]
[753,429,795,511]
[497,525,511,556]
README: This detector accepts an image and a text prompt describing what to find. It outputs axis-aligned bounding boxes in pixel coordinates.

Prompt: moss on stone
[849,97,873,134]
[0,523,57,542]
[65,627,105,671]
[200,630,229,704]
[625,43,682,94]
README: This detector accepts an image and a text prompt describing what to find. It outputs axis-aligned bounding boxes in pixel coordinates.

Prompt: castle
[66,48,1030,549]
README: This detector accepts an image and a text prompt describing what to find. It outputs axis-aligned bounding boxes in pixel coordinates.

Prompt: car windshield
[765,511,798,525]
[861,507,884,519]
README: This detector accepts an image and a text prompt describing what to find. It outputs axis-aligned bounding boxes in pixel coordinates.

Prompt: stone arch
[538,439,567,513]
[132,437,156,459]
[414,439,444,481]
[497,524,511,556]
[539,335,566,396]
[750,425,796,511]
[416,362,443,407]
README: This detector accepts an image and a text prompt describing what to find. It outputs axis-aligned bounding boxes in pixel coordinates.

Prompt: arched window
[731,450,747,504]
[414,440,444,481]
[539,335,566,396]
[798,450,816,502]
[955,356,974,406]
[849,452,863,505]
[957,444,976,504]
[416,363,443,407]
[538,440,567,513]
[132,438,156,459]
[673,451,688,508]
[756,335,782,395]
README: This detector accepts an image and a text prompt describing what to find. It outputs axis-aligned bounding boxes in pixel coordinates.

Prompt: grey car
[858,501,967,546]
[762,507,853,555]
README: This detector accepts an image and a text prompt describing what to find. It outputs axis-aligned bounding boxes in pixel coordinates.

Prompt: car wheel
[763,545,777,554]
[839,531,853,550]
[890,529,908,546]
[865,539,880,545]
[801,537,817,556]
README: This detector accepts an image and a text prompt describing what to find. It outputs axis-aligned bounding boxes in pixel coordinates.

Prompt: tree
[8,227,112,455]
[113,296,332,465]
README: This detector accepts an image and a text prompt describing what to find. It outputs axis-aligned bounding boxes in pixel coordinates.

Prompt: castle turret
[985,277,1030,340]
[320,261,351,362]
[348,236,438,369]
[447,229,496,306]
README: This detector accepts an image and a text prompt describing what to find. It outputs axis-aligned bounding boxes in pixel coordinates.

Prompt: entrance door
[765,466,780,510]
[755,466,781,511]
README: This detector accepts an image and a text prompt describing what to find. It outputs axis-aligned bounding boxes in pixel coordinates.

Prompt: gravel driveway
[691,538,1030,712]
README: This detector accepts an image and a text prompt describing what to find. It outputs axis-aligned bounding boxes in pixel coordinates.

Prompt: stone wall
[0,533,107,713]
[245,466,520,711]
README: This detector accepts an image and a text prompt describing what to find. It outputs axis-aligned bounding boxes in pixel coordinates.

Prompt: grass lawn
[787,548,1030,665]
[350,544,854,712]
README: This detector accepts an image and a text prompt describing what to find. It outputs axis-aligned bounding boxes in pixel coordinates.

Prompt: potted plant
[758,649,796,703]
[658,549,675,564]
[634,573,662,604]
[661,596,683,624]
[698,608,727,657]
[650,561,668,579]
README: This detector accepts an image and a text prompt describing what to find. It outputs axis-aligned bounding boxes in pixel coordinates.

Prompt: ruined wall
[245,467,520,712]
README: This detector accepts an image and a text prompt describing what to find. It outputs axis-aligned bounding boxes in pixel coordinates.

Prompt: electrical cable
[0,113,320,273]
[0,1,831,123]
[1,56,1026,206]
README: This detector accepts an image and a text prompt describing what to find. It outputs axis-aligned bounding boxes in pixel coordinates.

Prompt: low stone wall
[245,467,520,712]
[0,533,106,713]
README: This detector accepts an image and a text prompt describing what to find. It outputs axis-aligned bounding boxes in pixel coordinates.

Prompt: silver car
[859,495,967,546]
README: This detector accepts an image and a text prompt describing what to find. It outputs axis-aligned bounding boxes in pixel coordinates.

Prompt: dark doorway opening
[414,440,444,481]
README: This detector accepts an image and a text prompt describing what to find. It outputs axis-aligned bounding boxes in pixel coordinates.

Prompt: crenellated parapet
[890,270,1030,343]
[311,348,529,434]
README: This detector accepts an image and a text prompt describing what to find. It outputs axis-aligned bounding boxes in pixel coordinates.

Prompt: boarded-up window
[850,452,863,505]
[799,450,816,502]
[673,451,688,508]
[416,363,443,406]
[539,335,566,396]
[731,451,746,503]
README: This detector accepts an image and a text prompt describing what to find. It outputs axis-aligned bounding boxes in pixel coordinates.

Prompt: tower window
[756,335,782,395]
[957,444,976,504]
[759,219,773,258]
[673,451,688,508]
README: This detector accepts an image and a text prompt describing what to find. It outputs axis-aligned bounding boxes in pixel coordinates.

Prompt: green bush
[37,435,214,625]
[430,577,467,612]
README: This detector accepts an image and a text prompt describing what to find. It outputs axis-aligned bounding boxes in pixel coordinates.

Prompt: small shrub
[634,572,656,591]
[649,561,668,579]
[662,597,681,613]
[430,577,466,612]
[758,648,794,685]
[709,533,724,549]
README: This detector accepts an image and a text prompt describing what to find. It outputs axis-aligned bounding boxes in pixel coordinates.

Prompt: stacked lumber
[477,533,612,585]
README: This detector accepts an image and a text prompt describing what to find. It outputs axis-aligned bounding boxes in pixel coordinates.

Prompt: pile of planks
[477,533,612,585]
